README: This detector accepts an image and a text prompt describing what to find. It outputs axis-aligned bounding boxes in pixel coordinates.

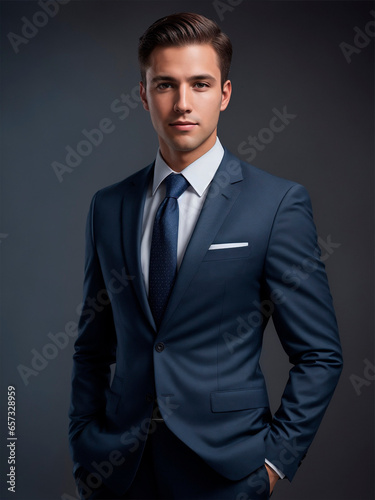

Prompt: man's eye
[194,82,209,89]
[157,83,172,90]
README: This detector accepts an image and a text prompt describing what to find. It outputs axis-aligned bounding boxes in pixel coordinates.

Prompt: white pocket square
[209,242,249,250]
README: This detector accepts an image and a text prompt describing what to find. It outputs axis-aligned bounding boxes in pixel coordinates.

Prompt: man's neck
[159,135,217,172]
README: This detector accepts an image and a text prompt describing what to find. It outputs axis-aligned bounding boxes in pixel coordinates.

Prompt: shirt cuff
[265,459,285,479]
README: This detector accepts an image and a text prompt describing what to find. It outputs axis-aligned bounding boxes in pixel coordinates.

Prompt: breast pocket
[203,244,252,261]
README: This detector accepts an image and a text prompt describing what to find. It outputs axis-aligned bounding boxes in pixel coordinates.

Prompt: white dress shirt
[140,136,284,480]
[141,137,224,294]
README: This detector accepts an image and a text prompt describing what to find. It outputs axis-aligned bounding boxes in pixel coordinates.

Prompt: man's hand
[265,463,279,495]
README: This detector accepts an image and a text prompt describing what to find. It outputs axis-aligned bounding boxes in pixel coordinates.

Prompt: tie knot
[164,173,189,199]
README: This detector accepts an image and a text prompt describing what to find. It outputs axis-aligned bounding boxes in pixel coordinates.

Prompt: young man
[69,13,343,500]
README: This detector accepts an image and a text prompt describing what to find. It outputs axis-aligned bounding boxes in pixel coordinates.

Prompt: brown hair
[138,12,232,88]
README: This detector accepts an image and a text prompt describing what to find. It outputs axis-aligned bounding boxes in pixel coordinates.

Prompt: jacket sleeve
[264,183,343,481]
[68,193,117,448]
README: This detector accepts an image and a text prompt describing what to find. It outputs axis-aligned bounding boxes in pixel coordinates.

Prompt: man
[69,12,343,500]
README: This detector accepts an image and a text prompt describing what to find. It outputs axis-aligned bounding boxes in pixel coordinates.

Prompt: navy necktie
[149,173,190,329]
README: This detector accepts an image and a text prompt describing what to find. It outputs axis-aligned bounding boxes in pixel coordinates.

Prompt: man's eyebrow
[150,74,217,84]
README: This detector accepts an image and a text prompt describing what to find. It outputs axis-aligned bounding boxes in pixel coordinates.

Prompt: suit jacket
[69,148,343,495]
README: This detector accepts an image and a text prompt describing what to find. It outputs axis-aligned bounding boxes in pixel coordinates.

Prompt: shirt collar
[152,137,224,197]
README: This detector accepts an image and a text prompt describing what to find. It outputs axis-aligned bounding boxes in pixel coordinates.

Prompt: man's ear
[220,80,232,111]
[140,81,149,111]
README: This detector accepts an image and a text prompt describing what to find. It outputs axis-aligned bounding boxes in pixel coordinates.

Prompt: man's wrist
[264,462,280,496]
[265,459,285,479]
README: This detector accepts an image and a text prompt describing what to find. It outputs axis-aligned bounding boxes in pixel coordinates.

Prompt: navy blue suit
[69,149,343,496]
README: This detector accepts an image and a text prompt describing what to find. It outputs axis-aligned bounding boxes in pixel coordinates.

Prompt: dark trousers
[75,421,270,500]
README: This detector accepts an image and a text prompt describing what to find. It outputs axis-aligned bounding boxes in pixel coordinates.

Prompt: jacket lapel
[121,163,156,331]
[159,150,244,332]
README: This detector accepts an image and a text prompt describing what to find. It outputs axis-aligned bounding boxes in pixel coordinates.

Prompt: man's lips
[169,121,198,131]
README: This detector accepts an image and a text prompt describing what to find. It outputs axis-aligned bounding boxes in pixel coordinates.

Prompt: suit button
[155,342,165,353]
[145,393,154,403]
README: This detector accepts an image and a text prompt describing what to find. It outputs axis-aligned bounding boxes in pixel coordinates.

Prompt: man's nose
[173,86,192,113]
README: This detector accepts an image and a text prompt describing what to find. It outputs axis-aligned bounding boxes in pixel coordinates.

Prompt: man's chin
[167,137,208,153]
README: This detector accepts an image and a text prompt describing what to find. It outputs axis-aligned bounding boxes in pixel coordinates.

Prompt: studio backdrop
[1,1,374,499]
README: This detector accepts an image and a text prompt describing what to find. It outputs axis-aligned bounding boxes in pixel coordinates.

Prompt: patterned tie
[149,173,190,329]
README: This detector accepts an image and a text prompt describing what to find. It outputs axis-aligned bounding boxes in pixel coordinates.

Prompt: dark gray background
[1,1,374,499]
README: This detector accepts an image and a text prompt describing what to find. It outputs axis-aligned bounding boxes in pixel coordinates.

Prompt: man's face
[140,44,231,167]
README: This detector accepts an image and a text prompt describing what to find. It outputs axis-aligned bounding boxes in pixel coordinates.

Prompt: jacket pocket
[210,388,269,412]
[203,244,252,261]
[106,374,124,414]
[106,392,121,414]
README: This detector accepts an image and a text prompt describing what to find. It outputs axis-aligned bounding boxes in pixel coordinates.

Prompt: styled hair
[138,12,232,87]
